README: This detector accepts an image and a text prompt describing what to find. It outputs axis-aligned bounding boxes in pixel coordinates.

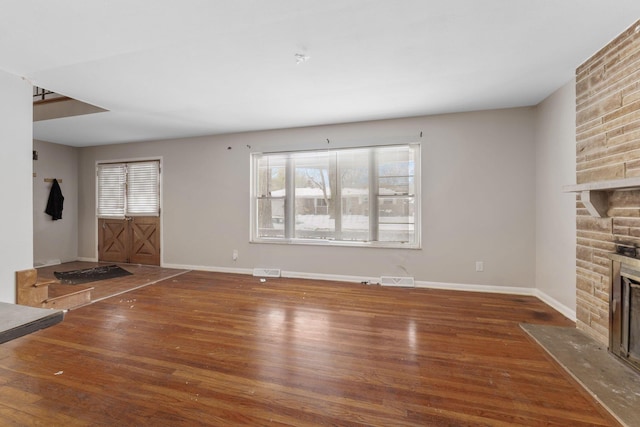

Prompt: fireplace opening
[611,263,640,372]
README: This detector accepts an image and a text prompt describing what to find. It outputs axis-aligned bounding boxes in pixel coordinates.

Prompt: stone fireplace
[607,253,640,372]
[574,19,640,346]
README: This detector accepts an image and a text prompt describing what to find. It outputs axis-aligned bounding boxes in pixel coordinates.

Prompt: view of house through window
[252,144,420,248]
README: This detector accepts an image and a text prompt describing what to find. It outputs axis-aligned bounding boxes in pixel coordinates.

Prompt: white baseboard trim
[161,263,253,275]
[75,257,98,262]
[282,270,379,284]
[84,260,576,320]
[414,280,536,296]
[533,289,576,321]
[159,266,379,284]
[415,280,576,320]
[34,259,62,268]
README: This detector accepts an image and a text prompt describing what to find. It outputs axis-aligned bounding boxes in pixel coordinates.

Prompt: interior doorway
[97,160,161,266]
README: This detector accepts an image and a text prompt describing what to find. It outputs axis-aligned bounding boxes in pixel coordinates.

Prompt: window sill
[250,238,421,250]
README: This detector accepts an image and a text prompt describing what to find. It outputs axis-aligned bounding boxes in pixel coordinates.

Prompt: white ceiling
[2,1,639,147]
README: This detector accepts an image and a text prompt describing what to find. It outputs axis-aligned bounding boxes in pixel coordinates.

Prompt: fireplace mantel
[605,252,640,269]
[563,177,640,218]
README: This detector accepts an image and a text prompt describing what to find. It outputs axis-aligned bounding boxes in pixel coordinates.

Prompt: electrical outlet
[232,249,238,261]
[475,261,484,272]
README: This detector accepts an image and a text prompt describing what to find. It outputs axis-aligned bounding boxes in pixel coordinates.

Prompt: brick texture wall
[575,20,640,344]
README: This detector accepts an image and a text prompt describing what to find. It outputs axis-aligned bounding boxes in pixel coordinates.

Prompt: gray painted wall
[535,79,577,313]
[77,108,537,289]
[33,140,79,266]
[0,70,33,303]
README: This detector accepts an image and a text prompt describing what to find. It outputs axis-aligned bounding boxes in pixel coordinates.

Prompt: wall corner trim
[75,257,99,263]
[414,280,535,295]
[533,289,576,321]
[162,263,254,276]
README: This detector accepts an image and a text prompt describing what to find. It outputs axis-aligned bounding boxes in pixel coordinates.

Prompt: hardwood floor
[0,271,619,426]
[37,262,188,302]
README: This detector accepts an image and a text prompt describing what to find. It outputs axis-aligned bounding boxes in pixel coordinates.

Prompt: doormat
[54,265,133,285]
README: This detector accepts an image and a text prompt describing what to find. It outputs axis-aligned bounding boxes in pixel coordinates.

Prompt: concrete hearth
[522,324,640,427]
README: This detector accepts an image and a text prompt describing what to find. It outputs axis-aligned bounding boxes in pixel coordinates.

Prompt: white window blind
[97,161,160,218]
[97,163,126,217]
[127,162,160,215]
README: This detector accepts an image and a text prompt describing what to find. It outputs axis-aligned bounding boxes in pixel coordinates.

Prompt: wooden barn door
[129,216,160,265]
[98,218,128,263]
[98,217,160,265]
[97,160,161,266]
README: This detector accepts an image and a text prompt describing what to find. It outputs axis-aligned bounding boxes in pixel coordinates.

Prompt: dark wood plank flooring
[0,271,619,426]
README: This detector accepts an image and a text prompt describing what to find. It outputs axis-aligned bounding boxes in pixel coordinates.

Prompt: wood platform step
[16,268,93,310]
[44,285,93,309]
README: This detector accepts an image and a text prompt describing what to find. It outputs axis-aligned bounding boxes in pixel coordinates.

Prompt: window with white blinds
[97,164,126,217]
[97,161,160,218]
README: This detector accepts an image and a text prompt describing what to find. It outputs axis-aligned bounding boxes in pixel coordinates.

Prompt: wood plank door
[98,217,160,266]
[129,216,160,265]
[98,218,129,263]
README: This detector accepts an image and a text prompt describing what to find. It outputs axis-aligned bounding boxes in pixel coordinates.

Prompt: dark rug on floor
[54,265,132,285]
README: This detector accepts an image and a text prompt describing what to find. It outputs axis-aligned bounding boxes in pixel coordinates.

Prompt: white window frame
[250,143,421,249]
[96,160,161,218]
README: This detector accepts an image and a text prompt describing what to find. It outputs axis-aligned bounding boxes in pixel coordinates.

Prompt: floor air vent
[253,268,281,278]
[380,276,415,287]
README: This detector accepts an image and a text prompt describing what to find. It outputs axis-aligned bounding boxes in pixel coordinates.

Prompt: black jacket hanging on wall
[45,179,64,220]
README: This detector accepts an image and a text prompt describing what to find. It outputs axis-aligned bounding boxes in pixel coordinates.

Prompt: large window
[251,144,420,248]
[97,160,160,218]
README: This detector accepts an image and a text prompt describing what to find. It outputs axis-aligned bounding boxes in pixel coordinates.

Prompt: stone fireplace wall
[576,20,640,344]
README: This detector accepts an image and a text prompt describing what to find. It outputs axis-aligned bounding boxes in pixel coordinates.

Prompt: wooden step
[43,285,93,310]
[35,278,58,287]
[17,285,48,307]
[16,269,38,289]
[16,268,93,310]
[16,269,48,307]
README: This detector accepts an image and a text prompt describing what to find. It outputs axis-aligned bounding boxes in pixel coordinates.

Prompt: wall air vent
[253,268,281,278]
[380,276,415,287]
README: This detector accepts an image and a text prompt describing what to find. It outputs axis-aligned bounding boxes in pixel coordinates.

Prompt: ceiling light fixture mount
[294,53,310,64]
